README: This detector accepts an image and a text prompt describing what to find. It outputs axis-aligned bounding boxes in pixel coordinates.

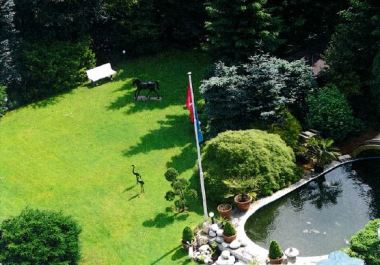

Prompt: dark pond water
[245,161,380,256]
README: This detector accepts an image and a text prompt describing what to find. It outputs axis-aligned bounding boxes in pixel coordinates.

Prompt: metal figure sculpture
[132,79,160,100]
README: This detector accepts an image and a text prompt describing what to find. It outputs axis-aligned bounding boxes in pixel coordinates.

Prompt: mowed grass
[0,51,209,264]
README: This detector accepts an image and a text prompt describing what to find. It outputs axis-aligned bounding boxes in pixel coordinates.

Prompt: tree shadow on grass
[142,208,190,228]
[150,245,186,265]
[124,114,192,156]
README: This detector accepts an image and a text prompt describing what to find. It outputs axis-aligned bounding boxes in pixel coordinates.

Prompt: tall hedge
[348,219,380,265]
[19,39,95,102]
[0,208,81,265]
[306,85,358,141]
[202,129,298,202]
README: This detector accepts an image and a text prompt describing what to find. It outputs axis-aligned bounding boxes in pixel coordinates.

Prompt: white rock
[199,244,210,252]
[221,250,231,259]
[229,240,241,249]
[209,230,217,237]
[216,236,224,243]
[217,229,224,237]
[222,242,229,248]
[210,224,219,232]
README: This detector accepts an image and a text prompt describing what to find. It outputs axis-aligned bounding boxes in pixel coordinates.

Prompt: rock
[221,250,231,259]
[210,223,219,232]
[216,236,224,243]
[202,221,211,234]
[222,242,229,248]
[209,230,217,237]
[229,240,241,249]
[199,244,210,252]
[197,234,209,245]
[217,229,224,237]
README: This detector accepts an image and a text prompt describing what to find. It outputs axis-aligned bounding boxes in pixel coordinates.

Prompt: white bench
[86,63,116,83]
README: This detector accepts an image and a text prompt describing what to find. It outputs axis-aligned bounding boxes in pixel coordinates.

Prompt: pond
[245,160,380,256]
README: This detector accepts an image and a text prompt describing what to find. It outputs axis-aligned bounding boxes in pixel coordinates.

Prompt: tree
[0,208,81,265]
[324,0,380,96]
[200,55,314,135]
[204,0,280,62]
[306,85,359,141]
[202,129,298,202]
[0,85,8,117]
[0,0,21,101]
[164,168,197,212]
[306,137,340,169]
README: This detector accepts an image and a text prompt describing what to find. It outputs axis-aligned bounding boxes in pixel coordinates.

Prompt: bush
[203,129,298,202]
[348,219,380,265]
[269,240,283,259]
[182,226,194,243]
[0,85,8,117]
[0,208,81,265]
[269,110,302,149]
[19,38,95,102]
[165,168,179,182]
[223,221,236,237]
[200,55,314,136]
[306,85,358,141]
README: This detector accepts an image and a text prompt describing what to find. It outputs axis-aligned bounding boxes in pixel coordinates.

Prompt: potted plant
[222,221,236,243]
[268,240,284,264]
[217,203,232,219]
[182,226,194,250]
[225,179,256,211]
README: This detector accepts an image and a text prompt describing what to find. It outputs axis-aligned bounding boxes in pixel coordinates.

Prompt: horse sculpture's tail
[155,81,160,90]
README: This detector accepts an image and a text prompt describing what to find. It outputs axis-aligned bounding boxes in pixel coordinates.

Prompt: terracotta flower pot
[234,194,252,211]
[269,257,284,264]
[222,234,236,243]
[217,203,232,219]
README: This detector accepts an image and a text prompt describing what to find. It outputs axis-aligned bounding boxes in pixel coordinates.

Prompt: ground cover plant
[0,51,208,264]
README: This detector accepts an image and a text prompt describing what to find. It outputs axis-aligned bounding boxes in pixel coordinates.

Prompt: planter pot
[222,234,236,243]
[269,257,284,264]
[234,194,252,211]
[217,203,232,219]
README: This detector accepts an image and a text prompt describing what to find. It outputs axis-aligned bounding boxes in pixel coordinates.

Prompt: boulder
[216,236,224,243]
[229,240,241,249]
[209,230,217,237]
[210,224,219,232]
[217,229,224,237]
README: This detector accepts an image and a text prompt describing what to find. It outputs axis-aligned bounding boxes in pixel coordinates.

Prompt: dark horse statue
[132,79,160,100]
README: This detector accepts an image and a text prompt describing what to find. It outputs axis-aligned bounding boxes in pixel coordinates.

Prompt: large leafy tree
[200,54,315,135]
[205,0,281,62]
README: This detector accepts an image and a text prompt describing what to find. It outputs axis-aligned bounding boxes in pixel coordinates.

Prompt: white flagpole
[187,72,208,218]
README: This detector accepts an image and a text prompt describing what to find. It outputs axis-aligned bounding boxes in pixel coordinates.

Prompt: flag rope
[187,72,208,218]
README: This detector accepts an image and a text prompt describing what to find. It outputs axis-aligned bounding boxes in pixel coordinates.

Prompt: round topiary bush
[348,219,380,265]
[203,129,298,202]
[306,85,359,141]
[0,208,81,265]
[165,167,179,182]
[269,240,283,259]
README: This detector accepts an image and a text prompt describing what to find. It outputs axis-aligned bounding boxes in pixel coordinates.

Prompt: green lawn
[0,51,209,264]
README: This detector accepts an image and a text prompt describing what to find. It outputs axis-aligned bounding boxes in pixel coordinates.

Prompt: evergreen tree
[0,0,21,101]
[325,0,380,96]
[205,0,280,63]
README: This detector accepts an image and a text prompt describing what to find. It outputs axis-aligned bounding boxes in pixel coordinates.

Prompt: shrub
[164,167,197,212]
[0,85,8,117]
[182,226,194,243]
[269,110,302,149]
[269,240,283,259]
[223,221,236,237]
[203,129,298,202]
[200,55,314,136]
[19,38,95,102]
[348,219,380,265]
[306,85,358,141]
[0,208,81,265]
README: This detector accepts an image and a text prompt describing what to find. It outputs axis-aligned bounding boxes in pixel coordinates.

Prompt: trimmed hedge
[203,129,298,202]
